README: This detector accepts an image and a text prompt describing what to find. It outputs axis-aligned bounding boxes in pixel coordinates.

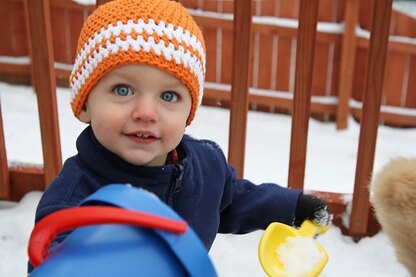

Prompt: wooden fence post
[24,0,62,187]
[288,0,319,189]
[336,0,359,130]
[349,0,393,237]
[228,0,252,178]
[96,0,112,7]
[0,101,10,199]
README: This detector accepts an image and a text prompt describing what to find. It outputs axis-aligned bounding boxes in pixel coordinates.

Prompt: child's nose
[131,97,159,122]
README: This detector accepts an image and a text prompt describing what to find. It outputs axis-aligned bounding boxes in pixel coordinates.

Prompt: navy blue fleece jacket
[34,126,301,250]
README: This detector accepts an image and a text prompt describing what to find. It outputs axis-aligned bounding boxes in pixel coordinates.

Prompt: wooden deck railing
[24,0,62,185]
[0,102,9,199]
[1,0,415,128]
[227,0,252,177]
[0,0,400,238]
[349,0,393,236]
[288,0,320,189]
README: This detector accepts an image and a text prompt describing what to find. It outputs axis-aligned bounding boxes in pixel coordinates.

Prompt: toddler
[30,0,330,271]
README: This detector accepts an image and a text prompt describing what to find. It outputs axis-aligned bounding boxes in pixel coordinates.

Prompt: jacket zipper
[167,164,184,207]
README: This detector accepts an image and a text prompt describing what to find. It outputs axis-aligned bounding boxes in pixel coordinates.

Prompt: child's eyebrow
[108,71,136,82]
[164,80,186,88]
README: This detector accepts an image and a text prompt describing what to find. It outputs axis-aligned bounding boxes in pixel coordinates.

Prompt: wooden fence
[1,0,415,128]
[0,0,405,238]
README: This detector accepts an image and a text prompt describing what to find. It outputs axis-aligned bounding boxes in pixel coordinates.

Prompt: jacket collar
[76,126,187,185]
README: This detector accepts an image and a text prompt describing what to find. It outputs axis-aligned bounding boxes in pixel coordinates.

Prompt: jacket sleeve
[218,160,302,234]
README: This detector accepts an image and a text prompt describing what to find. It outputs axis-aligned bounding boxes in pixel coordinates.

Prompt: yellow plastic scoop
[258,220,329,277]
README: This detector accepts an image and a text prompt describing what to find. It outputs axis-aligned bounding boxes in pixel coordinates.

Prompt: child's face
[79,64,192,166]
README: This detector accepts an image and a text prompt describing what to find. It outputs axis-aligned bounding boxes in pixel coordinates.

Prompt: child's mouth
[136,133,151,139]
[126,131,159,144]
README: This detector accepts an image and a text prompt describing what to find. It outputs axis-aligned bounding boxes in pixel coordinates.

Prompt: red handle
[28,206,187,267]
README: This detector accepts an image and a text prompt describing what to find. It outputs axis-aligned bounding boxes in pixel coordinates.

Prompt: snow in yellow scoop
[258,220,329,277]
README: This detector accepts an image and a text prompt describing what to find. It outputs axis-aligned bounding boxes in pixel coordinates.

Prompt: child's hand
[294,194,331,228]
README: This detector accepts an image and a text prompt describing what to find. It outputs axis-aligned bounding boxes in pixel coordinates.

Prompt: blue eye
[161,91,178,102]
[113,85,132,96]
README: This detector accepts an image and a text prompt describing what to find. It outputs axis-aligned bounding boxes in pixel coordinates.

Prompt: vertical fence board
[9,1,28,56]
[221,29,234,84]
[256,34,274,89]
[70,10,79,63]
[260,0,276,17]
[96,0,111,7]
[330,43,342,97]
[336,0,359,129]
[275,37,292,92]
[312,42,329,96]
[204,27,218,83]
[383,52,407,107]
[334,0,346,22]
[228,0,252,177]
[50,7,67,63]
[393,12,416,37]
[406,56,416,108]
[279,1,297,18]
[69,9,85,62]
[0,3,12,55]
[24,0,62,186]
[180,0,198,9]
[349,0,393,237]
[351,48,367,102]
[319,0,336,21]
[223,0,233,13]
[358,0,372,31]
[288,0,319,189]
[0,102,10,199]
[202,0,216,12]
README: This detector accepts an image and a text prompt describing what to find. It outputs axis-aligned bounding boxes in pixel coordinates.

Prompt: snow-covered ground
[394,0,416,18]
[1,81,415,276]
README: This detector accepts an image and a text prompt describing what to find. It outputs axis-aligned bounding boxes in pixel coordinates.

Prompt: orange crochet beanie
[69,0,206,125]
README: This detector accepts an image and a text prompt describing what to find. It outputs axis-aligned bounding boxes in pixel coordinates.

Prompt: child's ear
[78,106,91,123]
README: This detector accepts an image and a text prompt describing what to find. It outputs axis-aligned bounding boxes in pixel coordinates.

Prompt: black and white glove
[294,194,331,228]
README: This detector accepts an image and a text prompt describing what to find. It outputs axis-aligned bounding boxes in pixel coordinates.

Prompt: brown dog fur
[370,157,416,276]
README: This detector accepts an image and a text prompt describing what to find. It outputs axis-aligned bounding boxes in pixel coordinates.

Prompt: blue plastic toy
[28,184,217,276]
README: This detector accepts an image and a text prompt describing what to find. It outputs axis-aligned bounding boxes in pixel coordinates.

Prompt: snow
[393,1,416,18]
[0,56,73,72]
[71,0,95,5]
[1,80,414,276]
[203,82,416,125]
[276,236,324,277]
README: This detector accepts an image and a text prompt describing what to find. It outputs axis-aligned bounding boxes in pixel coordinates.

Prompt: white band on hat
[70,18,206,105]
